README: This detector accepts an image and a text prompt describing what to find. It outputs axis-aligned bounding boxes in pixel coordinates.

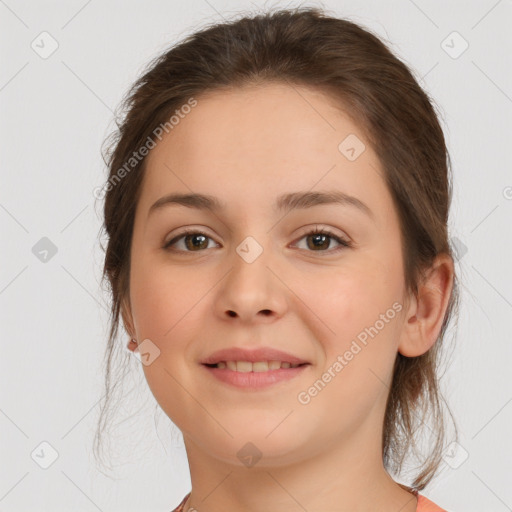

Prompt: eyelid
[295,224,348,240]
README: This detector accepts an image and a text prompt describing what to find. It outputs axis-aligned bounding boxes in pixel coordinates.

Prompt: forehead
[139,82,390,218]
[147,83,367,165]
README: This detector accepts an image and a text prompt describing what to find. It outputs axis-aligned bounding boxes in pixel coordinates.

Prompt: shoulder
[416,492,448,512]
[171,491,449,512]
[170,492,191,512]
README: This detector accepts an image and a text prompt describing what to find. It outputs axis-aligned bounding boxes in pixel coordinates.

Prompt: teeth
[252,361,268,372]
[237,361,252,373]
[268,360,281,370]
[212,360,302,371]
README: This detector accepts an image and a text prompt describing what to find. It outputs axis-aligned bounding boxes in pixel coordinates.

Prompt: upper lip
[200,347,310,365]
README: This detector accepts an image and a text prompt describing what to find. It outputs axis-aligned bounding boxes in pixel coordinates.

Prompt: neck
[181,423,417,512]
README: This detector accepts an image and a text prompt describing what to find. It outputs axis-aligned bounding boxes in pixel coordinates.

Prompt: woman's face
[124,83,413,466]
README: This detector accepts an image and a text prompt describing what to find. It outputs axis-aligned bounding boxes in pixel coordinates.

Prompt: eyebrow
[148,190,374,220]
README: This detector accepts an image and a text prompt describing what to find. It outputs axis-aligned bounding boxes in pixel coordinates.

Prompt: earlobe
[127,338,138,352]
[398,253,454,358]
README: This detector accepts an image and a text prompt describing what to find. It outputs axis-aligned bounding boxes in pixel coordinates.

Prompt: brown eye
[163,229,217,252]
[163,226,351,254]
[294,227,351,253]
[307,233,330,250]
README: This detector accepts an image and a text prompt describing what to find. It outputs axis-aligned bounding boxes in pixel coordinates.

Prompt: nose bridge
[230,230,274,288]
[235,232,268,265]
[228,206,276,265]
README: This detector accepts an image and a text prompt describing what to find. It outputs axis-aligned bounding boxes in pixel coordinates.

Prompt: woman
[97,6,459,511]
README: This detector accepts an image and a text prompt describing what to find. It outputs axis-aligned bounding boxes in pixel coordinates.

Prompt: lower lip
[201,364,310,389]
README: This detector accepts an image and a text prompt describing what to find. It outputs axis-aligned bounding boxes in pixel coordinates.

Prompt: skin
[122,82,454,512]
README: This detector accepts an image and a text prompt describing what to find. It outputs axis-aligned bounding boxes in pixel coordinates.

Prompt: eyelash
[163,226,352,255]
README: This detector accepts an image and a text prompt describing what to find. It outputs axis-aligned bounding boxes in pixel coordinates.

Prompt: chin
[196,422,313,468]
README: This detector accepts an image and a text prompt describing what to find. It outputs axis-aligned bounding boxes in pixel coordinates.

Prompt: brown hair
[95,5,459,491]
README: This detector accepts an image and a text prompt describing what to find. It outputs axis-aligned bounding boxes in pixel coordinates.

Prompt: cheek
[129,263,204,431]
[128,257,214,407]
[297,272,402,439]
[306,253,403,339]
[130,254,194,338]
[306,253,404,384]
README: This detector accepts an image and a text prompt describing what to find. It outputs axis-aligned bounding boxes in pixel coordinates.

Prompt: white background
[1,1,511,511]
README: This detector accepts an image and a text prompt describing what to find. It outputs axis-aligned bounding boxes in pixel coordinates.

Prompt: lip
[200,346,309,365]
[201,362,310,389]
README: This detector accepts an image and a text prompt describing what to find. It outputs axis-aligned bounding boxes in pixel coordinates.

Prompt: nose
[214,239,288,324]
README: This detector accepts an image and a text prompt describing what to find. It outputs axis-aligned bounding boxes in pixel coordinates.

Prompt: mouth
[201,360,311,389]
[203,361,308,371]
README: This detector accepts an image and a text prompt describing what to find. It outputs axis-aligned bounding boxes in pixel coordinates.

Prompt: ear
[398,253,454,357]
[120,294,136,342]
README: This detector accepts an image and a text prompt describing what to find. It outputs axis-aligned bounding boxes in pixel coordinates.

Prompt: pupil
[309,234,328,250]
[187,234,207,250]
